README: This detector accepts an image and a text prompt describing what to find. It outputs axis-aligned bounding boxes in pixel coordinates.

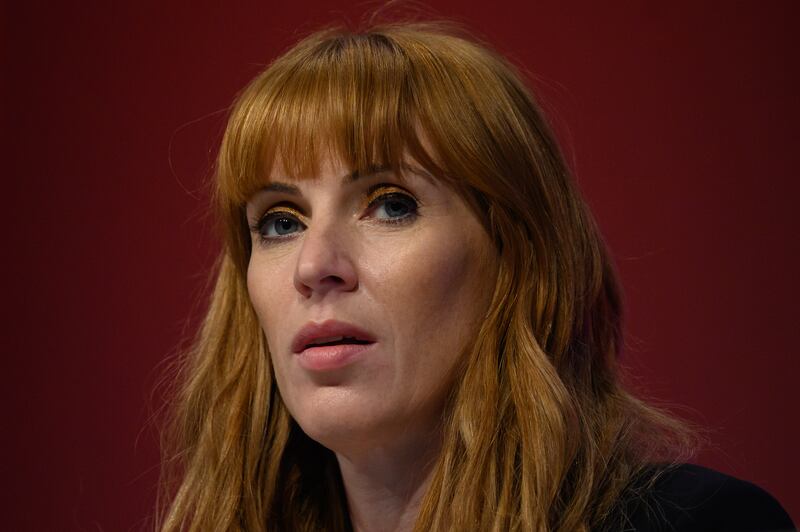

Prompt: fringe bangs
[216,29,447,211]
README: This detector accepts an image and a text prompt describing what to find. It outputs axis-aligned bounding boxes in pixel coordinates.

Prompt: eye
[367,190,419,224]
[251,206,306,244]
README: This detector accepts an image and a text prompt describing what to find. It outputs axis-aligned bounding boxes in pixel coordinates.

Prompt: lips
[291,319,377,354]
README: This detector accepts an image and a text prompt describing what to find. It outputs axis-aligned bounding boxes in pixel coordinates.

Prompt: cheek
[369,226,474,299]
[247,257,298,408]
[246,256,291,349]
[369,225,491,372]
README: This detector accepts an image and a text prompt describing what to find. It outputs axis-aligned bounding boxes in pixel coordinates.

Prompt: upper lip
[291,319,377,354]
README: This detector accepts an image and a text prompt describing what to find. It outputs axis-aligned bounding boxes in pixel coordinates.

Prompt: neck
[335,432,441,532]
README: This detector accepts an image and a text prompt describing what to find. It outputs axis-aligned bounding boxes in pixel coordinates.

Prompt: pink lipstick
[291,319,377,371]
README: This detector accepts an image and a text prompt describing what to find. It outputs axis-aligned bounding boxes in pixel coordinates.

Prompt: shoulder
[619,463,795,532]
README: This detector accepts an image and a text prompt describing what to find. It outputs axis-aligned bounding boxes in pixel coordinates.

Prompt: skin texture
[245,156,498,531]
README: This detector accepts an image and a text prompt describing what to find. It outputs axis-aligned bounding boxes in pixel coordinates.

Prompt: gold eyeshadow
[258,183,413,224]
[363,185,409,208]
[263,204,304,220]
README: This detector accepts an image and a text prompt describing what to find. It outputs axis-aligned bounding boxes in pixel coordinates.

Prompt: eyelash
[248,187,420,247]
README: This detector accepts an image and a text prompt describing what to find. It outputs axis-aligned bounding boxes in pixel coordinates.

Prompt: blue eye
[250,187,419,245]
[254,213,305,241]
[369,192,418,223]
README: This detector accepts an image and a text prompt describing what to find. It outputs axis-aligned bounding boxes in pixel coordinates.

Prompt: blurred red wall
[4,1,798,529]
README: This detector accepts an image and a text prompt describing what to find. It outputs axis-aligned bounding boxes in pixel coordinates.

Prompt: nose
[293,218,358,299]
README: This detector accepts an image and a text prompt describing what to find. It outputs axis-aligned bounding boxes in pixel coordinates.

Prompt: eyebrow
[258,163,431,196]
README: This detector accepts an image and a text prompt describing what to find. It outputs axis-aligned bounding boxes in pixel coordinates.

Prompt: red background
[4,2,798,530]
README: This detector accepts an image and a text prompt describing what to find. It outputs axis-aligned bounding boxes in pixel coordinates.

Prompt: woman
[158,22,795,531]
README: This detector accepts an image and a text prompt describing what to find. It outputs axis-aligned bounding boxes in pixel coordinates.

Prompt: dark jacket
[617,463,795,531]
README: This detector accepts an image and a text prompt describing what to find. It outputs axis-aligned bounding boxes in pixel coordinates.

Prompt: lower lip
[296,342,376,371]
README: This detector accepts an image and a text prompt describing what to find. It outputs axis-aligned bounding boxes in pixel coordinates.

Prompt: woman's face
[245,155,498,454]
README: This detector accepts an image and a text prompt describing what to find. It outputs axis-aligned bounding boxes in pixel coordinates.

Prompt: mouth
[303,336,373,350]
[291,319,377,354]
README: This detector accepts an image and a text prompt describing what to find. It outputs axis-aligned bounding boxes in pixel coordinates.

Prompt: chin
[295,413,393,454]
[286,389,396,452]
